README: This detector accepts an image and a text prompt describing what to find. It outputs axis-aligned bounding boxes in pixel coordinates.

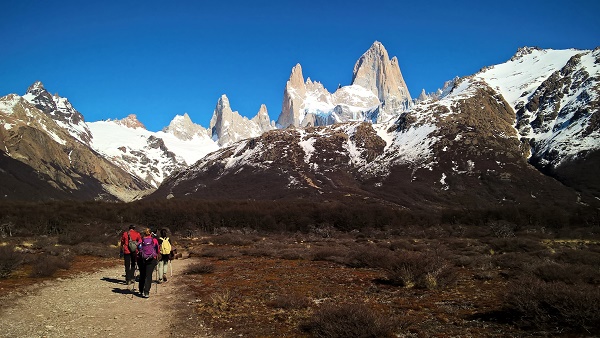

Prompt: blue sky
[1,0,598,131]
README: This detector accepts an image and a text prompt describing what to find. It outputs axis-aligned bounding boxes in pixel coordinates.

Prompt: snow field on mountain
[477,48,582,107]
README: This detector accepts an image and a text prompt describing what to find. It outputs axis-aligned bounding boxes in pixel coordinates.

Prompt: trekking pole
[169,259,173,278]
[131,264,137,299]
[155,262,159,295]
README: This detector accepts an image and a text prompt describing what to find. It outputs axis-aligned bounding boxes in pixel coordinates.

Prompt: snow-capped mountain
[0,92,149,201]
[87,94,276,188]
[475,47,600,195]
[88,114,218,188]
[150,45,599,208]
[22,81,93,146]
[0,42,597,205]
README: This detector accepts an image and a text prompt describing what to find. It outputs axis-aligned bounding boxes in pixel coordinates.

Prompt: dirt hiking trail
[0,257,211,338]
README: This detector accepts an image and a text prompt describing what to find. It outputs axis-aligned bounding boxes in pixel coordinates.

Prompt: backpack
[127,231,138,253]
[159,237,171,255]
[140,236,156,260]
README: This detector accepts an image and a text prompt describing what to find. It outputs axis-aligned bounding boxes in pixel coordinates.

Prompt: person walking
[120,224,141,285]
[157,229,172,283]
[138,227,159,298]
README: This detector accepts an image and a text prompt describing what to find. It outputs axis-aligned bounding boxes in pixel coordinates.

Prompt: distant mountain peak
[510,46,543,61]
[163,112,207,141]
[111,114,146,129]
[26,81,46,95]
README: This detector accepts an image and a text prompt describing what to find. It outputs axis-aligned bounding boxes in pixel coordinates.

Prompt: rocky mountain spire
[277,64,307,128]
[351,41,411,106]
[417,89,428,101]
[251,104,274,132]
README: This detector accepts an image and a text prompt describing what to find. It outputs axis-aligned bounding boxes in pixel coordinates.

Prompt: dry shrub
[382,251,456,289]
[185,262,215,275]
[209,290,234,311]
[211,234,255,246]
[344,245,393,269]
[0,246,24,278]
[196,247,239,260]
[504,277,600,333]
[268,293,311,309]
[71,242,115,258]
[486,237,545,254]
[555,248,600,266]
[529,262,600,285]
[30,253,71,277]
[310,245,348,262]
[300,303,394,337]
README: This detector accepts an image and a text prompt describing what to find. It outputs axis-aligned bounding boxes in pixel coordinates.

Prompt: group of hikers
[120,224,174,298]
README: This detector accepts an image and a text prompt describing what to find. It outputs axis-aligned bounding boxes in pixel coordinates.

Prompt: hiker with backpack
[120,224,142,285]
[137,227,159,298]
[157,229,172,283]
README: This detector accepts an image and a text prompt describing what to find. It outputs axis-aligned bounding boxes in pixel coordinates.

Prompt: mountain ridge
[0,42,598,205]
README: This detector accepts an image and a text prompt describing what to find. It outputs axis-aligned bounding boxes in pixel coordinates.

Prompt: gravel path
[0,257,210,338]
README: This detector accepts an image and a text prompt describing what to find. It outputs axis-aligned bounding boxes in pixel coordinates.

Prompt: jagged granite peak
[209,94,273,147]
[109,114,146,129]
[277,63,308,128]
[251,104,275,131]
[163,113,207,141]
[276,63,382,128]
[351,41,411,110]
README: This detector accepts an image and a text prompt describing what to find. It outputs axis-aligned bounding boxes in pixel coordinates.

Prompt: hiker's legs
[138,259,147,293]
[124,253,135,282]
[157,259,164,281]
[143,259,157,294]
[158,255,168,281]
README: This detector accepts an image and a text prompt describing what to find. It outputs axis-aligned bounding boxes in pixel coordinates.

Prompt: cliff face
[351,41,412,107]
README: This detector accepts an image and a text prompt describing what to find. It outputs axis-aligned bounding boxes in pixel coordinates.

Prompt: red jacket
[121,229,142,254]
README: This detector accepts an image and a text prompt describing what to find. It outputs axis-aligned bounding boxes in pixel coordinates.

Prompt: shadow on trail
[111,287,143,298]
[101,277,126,285]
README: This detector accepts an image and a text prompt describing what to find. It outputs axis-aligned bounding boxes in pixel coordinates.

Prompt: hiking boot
[144,292,149,298]
[163,274,167,282]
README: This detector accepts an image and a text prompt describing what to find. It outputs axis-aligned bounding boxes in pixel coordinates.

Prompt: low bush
[30,253,71,277]
[267,293,311,309]
[529,262,600,285]
[71,242,116,258]
[0,246,24,278]
[310,245,348,262]
[504,277,600,333]
[300,303,394,338]
[344,245,393,269]
[211,234,257,246]
[381,250,457,289]
[486,237,545,254]
[185,262,215,275]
